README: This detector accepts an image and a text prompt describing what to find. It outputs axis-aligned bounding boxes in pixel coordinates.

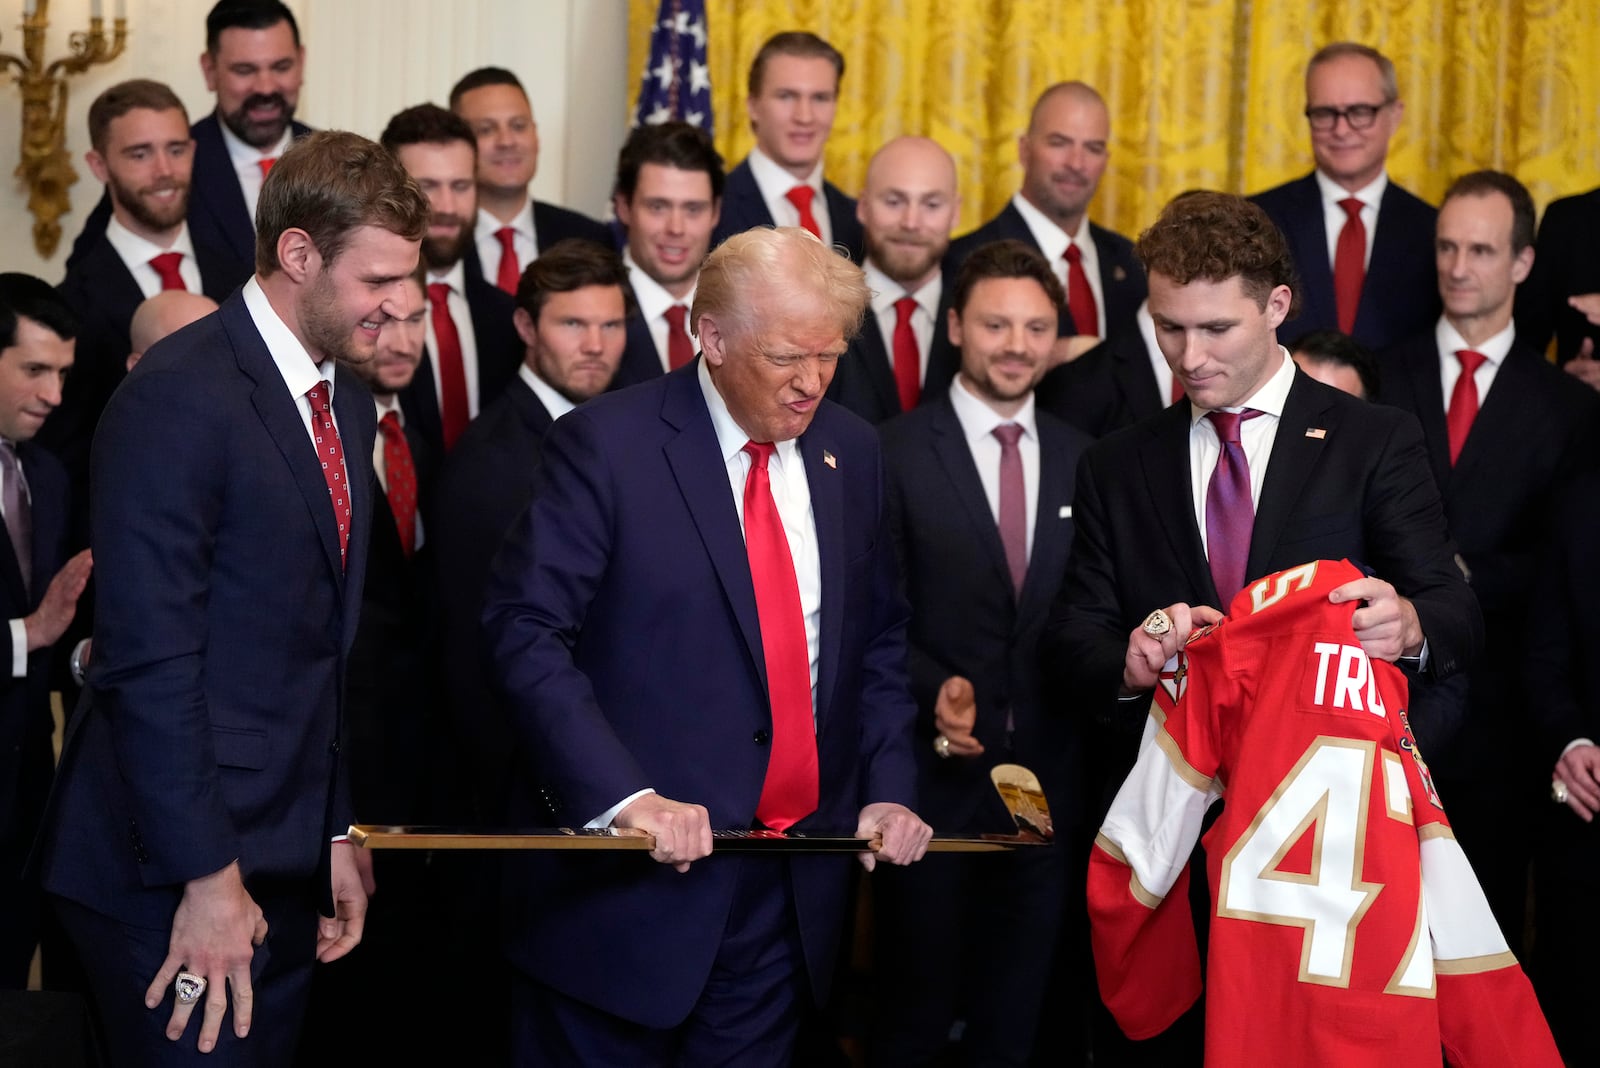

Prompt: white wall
[0,0,630,280]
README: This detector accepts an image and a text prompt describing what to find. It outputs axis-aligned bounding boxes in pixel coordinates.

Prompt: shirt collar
[1011,191,1092,259]
[748,146,824,199]
[519,361,576,419]
[1314,168,1389,211]
[863,258,943,320]
[218,114,294,168]
[623,248,695,320]
[426,258,468,294]
[697,355,801,471]
[948,374,1037,443]
[1190,347,1296,426]
[373,393,402,419]
[1436,316,1516,367]
[476,200,535,243]
[241,275,337,401]
[105,214,197,267]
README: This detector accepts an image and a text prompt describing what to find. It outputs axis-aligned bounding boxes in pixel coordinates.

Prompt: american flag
[633,0,712,133]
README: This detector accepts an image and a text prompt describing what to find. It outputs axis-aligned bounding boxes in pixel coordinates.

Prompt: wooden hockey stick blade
[346,825,1043,853]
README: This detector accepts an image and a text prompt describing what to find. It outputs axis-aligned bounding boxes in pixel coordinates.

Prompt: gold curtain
[628,1,1599,239]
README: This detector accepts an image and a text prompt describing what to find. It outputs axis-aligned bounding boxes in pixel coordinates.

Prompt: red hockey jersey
[1088,559,1560,1067]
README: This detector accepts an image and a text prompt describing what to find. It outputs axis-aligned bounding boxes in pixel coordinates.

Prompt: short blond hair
[691,227,868,343]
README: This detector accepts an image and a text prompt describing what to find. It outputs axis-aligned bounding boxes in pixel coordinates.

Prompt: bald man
[826,137,963,424]
[127,291,219,371]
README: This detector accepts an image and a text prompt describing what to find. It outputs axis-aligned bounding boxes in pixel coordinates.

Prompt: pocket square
[1058,506,1072,518]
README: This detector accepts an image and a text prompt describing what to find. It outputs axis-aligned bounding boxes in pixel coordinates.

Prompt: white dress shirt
[747,147,833,247]
[624,248,697,372]
[475,200,538,285]
[1187,348,1296,557]
[1436,317,1515,410]
[948,376,1039,560]
[424,259,485,418]
[218,119,294,225]
[104,216,202,297]
[863,259,941,383]
[520,361,575,420]
[1315,170,1388,273]
[242,277,342,445]
[1011,192,1105,326]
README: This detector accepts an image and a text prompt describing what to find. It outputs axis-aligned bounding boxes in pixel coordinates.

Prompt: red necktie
[741,441,818,831]
[304,382,350,566]
[494,227,521,296]
[1333,197,1366,335]
[1170,375,1185,405]
[891,297,921,412]
[1063,242,1099,337]
[427,282,470,450]
[664,304,694,370]
[258,157,276,180]
[993,424,1027,594]
[378,410,417,557]
[148,252,187,292]
[1446,349,1487,465]
[786,185,822,240]
[1205,409,1263,605]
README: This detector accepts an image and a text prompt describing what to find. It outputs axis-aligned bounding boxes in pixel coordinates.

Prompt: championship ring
[1141,609,1173,638]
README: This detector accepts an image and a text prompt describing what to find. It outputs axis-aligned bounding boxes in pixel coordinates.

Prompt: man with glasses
[1251,42,1438,351]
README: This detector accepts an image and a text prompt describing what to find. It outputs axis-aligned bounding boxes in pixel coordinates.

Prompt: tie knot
[992,423,1024,448]
[743,440,777,469]
[894,296,919,325]
[258,157,277,180]
[305,382,331,413]
[1063,242,1082,265]
[1456,349,1487,376]
[1206,408,1261,444]
[427,281,451,308]
[785,185,815,213]
[664,303,688,330]
[1339,197,1364,221]
[495,226,517,247]
[379,409,402,435]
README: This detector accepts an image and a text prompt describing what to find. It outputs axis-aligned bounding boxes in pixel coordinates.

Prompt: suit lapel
[798,425,844,728]
[1288,176,1336,329]
[191,117,254,265]
[928,398,1015,598]
[1019,417,1076,620]
[1402,340,1452,490]
[1451,346,1536,487]
[1138,404,1215,603]
[1112,330,1165,420]
[857,318,903,417]
[1246,372,1332,581]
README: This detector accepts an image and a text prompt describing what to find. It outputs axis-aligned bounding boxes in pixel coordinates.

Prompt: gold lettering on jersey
[1310,642,1387,717]
[1248,561,1320,614]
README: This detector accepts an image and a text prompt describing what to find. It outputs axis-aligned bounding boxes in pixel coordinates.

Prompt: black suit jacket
[429,376,555,819]
[399,273,520,456]
[882,395,1091,831]
[612,314,667,390]
[1251,172,1439,351]
[461,200,614,288]
[825,282,960,425]
[712,157,864,261]
[1378,333,1599,770]
[1528,465,1600,765]
[1044,367,1480,767]
[944,201,1147,341]
[1035,326,1169,438]
[1516,187,1600,362]
[64,114,313,278]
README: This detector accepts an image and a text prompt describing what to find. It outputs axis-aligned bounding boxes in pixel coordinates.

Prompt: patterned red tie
[891,297,921,412]
[993,424,1027,594]
[427,282,471,450]
[664,304,694,369]
[494,227,521,296]
[1205,409,1263,605]
[786,185,822,240]
[1446,349,1487,465]
[304,382,350,566]
[378,410,417,557]
[1333,197,1366,335]
[148,252,187,292]
[258,157,276,180]
[742,441,818,831]
[1063,242,1099,337]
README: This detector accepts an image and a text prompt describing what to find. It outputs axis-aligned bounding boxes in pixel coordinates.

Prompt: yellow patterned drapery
[628,1,1599,239]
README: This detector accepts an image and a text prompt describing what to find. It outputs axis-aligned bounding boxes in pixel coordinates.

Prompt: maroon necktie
[742,441,818,831]
[1170,376,1185,405]
[786,186,822,240]
[1063,242,1099,337]
[664,304,694,370]
[892,297,921,412]
[1333,197,1366,335]
[993,424,1027,594]
[149,252,187,292]
[1446,349,1487,465]
[494,227,521,296]
[427,282,470,450]
[1205,409,1263,605]
[378,410,417,557]
[304,382,350,566]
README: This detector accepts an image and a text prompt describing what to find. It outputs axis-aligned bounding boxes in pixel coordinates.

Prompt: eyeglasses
[1304,102,1392,131]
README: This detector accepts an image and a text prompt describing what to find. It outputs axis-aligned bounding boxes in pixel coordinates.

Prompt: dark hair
[255,130,430,275]
[448,67,527,112]
[205,0,299,53]
[380,103,477,157]
[88,79,189,154]
[1291,330,1379,400]
[1441,170,1537,254]
[949,239,1066,318]
[1137,191,1302,315]
[0,273,78,349]
[614,122,725,202]
[748,32,844,96]
[515,239,638,322]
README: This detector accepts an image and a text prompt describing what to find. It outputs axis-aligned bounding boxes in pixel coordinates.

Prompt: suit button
[329,739,340,754]
[753,729,770,746]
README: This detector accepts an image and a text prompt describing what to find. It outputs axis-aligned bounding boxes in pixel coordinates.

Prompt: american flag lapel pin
[823,450,837,469]
[1305,427,1327,439]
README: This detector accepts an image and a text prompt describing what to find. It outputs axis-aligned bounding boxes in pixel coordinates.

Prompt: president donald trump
[485,226,931,1064]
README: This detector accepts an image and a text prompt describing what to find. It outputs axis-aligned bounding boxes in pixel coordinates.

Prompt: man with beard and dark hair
[39,129,429,1064]
[65,0,311,279]
[826,136,962,424]
[382,104,520,455]
[53,79,247,532]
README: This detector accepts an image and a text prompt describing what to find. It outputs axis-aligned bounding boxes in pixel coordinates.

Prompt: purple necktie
[1205,409,1262,606]
[993,424,1027,594]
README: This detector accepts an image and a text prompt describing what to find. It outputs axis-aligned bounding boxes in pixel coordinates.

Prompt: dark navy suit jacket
[825,278,961,426]
[1035,327,1169,438]
[1516,187,1600,362]
[39,290,374,927]
[398,273,520,457]
[712,157,864,261]
[1251,172,1439,351]
[461,200,614,289]
[483,364,917,1026]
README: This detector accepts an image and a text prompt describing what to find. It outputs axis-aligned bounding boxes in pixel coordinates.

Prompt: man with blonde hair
[486,227,931,1065]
